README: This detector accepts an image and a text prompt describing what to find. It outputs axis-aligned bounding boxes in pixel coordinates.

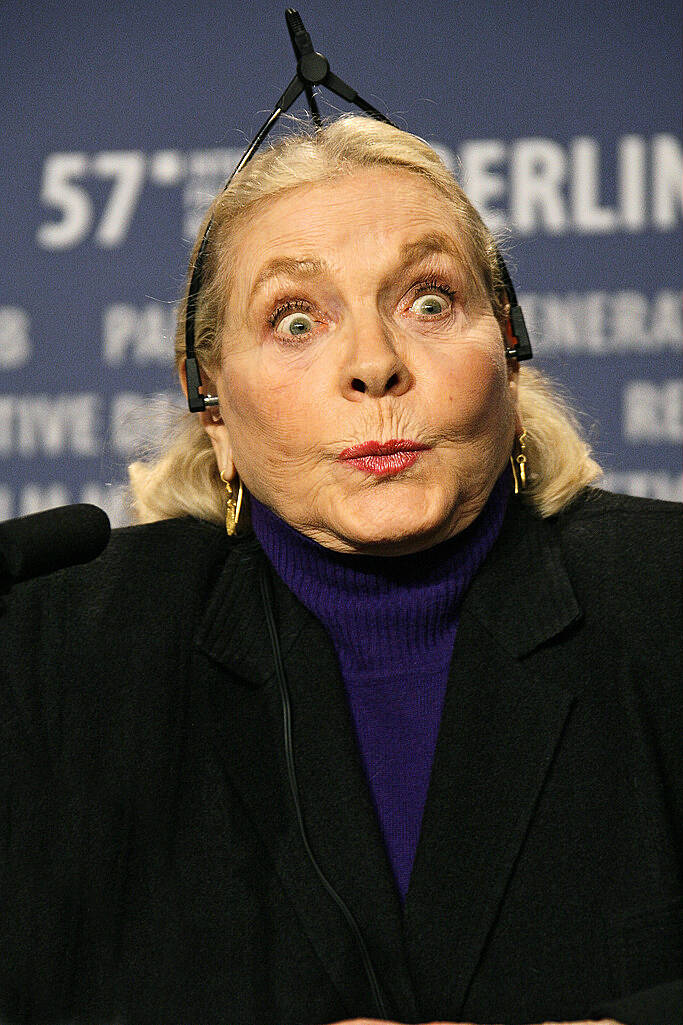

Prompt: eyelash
[412,280,457,307]
[267,298,313,329]
[266,279,457,331]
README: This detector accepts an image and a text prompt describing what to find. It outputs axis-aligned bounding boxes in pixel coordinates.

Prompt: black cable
[258,559,390,1020]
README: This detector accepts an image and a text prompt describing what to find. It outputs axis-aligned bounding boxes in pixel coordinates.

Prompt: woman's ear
[178,360,235,480]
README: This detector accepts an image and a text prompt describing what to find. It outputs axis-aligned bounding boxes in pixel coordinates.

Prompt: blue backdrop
[2,0,681,525]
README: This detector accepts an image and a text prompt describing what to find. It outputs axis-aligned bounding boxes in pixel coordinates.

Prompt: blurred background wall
[1,0,681,525]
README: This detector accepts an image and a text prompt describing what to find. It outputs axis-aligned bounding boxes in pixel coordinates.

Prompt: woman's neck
[249,468,512,674]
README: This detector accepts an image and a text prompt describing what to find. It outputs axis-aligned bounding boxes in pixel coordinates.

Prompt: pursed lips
[338,439,430,476]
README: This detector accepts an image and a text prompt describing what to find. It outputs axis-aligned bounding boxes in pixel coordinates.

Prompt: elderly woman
[0,116,681,1025]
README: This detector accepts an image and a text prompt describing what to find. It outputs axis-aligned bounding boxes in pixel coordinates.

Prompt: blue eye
[407,279,456,317]
[276,311,314,336]
[268,299,316,338]
[410,293,450,316]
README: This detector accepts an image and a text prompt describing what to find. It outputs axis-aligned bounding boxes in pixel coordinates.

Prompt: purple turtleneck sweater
[250,470,511,903]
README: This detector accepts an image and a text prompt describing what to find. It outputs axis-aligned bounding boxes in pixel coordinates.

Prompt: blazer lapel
[194,536,420,1021]
[402,501,581,1019]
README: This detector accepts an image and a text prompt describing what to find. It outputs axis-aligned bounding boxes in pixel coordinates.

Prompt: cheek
[439,349,511,428]
[220,356,320,458]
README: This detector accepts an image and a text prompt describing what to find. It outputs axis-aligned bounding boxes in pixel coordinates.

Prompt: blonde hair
[129,114,601,525]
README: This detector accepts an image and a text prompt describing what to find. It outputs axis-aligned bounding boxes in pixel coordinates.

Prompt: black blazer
[0,489,681,1025]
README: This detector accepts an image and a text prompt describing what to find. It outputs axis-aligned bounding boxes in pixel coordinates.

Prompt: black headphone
[183,7,532,415]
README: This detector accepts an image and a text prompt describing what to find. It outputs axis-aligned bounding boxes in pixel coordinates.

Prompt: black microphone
[0,504,111,588]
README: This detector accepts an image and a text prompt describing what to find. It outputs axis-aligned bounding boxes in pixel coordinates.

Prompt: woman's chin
[313,488,459,555]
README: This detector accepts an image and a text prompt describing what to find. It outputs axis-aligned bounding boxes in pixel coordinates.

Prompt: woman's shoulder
[538,487,682,620]
[551,485,681,558]
[0,515,245,686]
[0,515,258,743]
[490,487,682,650]
[5,515,229,606]
[557,485,682,523]
[102,514,230,576]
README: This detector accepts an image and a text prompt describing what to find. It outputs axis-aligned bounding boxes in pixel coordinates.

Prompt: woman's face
[203,167,519,555]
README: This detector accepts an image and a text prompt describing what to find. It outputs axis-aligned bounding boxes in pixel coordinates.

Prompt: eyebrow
[246,231,469,307]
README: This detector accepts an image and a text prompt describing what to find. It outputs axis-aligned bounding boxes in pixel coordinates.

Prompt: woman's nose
[340,315,413,401]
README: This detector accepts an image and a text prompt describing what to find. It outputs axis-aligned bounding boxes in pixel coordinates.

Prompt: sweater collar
[249,470,512,672]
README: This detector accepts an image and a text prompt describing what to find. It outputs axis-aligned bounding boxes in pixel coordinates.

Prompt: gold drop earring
[510,430,528,494]
[220,471,244,535]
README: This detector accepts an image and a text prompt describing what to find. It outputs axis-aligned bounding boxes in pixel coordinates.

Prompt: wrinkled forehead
[222,167,485,321]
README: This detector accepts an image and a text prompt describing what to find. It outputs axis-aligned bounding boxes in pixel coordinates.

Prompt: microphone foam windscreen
[0,504,111,584]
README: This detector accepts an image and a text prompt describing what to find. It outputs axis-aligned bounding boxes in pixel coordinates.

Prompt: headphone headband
[184,8,532,413]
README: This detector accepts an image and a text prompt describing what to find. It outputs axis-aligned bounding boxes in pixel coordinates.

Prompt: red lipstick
[338,439,429,477]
